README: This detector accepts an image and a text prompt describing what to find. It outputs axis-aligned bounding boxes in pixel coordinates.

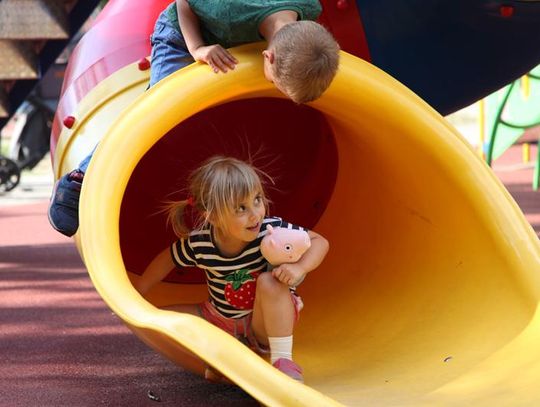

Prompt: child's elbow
[321,236,330,255]
[314,234,329,256]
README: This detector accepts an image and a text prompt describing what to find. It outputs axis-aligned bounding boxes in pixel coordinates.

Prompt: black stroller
[0,94,54,193]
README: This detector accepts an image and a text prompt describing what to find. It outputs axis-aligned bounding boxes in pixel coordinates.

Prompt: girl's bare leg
[251,272,295,346]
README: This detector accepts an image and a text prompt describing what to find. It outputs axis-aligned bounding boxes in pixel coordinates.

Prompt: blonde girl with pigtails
[134,156,329,382]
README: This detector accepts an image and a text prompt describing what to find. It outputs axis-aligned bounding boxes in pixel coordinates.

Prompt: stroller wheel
[0,156,21,193]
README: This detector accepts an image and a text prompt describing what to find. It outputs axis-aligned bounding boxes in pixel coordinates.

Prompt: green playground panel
[485,65,540,163]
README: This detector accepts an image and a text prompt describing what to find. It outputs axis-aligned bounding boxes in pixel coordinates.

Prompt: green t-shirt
[165,0,322,48]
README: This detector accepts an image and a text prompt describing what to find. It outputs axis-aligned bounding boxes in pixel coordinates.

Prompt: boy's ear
[262,50,275,64]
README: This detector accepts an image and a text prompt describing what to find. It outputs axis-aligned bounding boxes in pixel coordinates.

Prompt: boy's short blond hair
[271,20,340,104]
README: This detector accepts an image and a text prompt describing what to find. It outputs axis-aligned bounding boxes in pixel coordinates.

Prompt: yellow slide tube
[55,44,540,405]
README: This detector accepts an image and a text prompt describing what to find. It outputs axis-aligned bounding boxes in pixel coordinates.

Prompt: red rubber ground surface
[0,202,258,406]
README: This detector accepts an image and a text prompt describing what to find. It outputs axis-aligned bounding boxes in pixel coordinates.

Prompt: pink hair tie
[186,196,195,206]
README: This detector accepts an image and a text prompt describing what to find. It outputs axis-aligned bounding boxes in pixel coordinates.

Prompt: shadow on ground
[0,239,258,406]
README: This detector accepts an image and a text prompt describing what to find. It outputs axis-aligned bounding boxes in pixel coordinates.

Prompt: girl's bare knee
[256,272,288,297]
[257,271,276,291]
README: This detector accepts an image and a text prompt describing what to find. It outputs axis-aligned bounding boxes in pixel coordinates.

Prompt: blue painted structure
[355,0,540,114]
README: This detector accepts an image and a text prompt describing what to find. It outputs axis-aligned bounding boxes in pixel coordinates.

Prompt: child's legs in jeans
[77,147,94,174]
[75,12,193,171]
[149,10,194,87]
[251,272,298,347]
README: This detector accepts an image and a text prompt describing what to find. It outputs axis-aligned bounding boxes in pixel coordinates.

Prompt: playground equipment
[483,65,540,189]
[51,0,540,405]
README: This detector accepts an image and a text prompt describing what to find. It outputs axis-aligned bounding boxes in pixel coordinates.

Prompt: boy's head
[263,21,340,104]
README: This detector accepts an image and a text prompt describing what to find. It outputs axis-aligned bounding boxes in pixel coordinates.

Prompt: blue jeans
[78,148,93,172]
[149,9,194,87]
[79,9,194,173]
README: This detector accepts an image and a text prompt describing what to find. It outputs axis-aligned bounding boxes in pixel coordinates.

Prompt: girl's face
[217,190,266,246]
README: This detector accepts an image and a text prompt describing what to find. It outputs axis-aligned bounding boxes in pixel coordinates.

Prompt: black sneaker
[47,169,84,237]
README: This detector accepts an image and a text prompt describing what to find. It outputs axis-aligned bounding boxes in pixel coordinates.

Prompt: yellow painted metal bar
[54,44,540,405]
[522,74,531,100]
[523,143,531,163]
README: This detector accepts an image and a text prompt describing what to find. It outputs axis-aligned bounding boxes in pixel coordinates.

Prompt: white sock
[268,335,293,364]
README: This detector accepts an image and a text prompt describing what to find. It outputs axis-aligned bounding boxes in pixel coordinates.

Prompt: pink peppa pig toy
[260,224,311,266]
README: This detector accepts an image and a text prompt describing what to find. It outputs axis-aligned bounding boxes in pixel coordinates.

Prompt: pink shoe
[272,358,304,382]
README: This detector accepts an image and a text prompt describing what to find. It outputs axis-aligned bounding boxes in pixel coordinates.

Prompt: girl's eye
[254,196,262,205]
[236,205,246,213]
[284,244,293,252]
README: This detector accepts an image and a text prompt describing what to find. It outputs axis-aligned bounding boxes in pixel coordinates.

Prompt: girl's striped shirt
[170,216,305,319]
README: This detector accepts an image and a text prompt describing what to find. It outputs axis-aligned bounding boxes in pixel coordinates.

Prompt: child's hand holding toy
[260,224,311,286]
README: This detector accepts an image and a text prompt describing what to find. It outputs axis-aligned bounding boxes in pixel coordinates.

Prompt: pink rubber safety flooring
[492,143,540,237]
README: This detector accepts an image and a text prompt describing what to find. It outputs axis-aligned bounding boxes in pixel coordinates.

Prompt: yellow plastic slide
[53,44,540,406]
